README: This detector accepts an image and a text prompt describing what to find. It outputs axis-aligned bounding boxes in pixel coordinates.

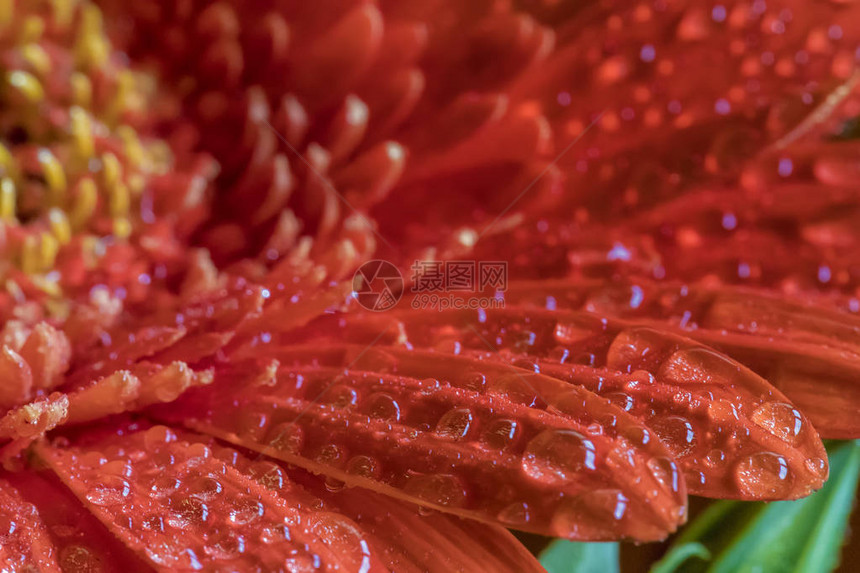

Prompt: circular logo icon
[352,260,404,311]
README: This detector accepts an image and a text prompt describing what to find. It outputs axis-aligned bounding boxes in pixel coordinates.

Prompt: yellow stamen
[21,44,50,77]
[101,152,121,189]
[70,72,92,108]
[107,70,135,123]
[7,70,44,103]
[21,15,44,43]
[74,4,109,70]
[70,107,95,160]
[39,232,59,271]
[50,0,77,31]
[0,0,12,33]
[0,178,15,221]
[20,235,38,274]
[108,182,130,218]
[112,217,131,240]
[48,208,71,245]
[116,125,145,169]
[38,149,67,204]
[70,177,97,229]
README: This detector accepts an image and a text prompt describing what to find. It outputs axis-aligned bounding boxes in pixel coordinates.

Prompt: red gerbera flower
[1,0,859,570]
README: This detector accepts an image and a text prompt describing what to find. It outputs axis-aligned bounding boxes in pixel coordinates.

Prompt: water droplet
[463,371,487,392]
[79,452,107,469]
[650,416,697,456]
[647,457,681,494]
[705,449,726,466]
[170,496,209,526]
[186,443,211,463]
[85,476,131,506]
[144,426,177,450]
[101,460,132,477]
[487,374,541,407]
[187,476,223,500]
[138,515,165,537]
[204,533,246,560]
[260,523,290,544]
[255,463,286,490]
[481,419,520,450]
[60,545,102,573]
[268,422,304,454]
[325,476,345,492]
[607,328,671,373]
[436,408,473,440]
[805,457,828,479]
[311,513,372,573]
[522,430,597,485]
[150,476,181,497]
[346,455,381,479]
[238,412,269,440]
[498,502,531,525]
[735,452,792,498]
[364,392,401,421]
[553,322,593,345]
[603,391,634,412]
[229,497,264,526]
[315,444,346,468]
[404,474,467,508]
[659,347,740,386]
[751,402,803,445]
[324,384,359,408]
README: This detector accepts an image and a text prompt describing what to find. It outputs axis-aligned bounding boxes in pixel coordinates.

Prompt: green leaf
[540,541,619,573]
[654,440,860,573]
[651,542,710,573]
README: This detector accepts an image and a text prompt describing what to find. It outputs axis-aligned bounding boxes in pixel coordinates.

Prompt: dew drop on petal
[735,452,792,497]
[650,416,697,456]
[750,402,803,445]
[604,391,634,412]
[229,497,265,526]
[85,476,131,506]
[435,408,473,440]
[522,429,597,485]
[143,425,177,450]
[404,474,467,508]
[346,455,381,479]
[705,449,726,466]
[170,497,209,526]
[204,532,246,560]
[487,374,540,407]
[805,457,828,479]
[481,419,520,450]
[60,545,102,573]
[647,457,681,494]
[659,347,740,385]
[260,523,290,544]
[324,384,359,408]
[364,392,401,421]
[553,322,593,345]
[311,513,372,573]
[187,476,223,500]
[497,502,531,525]
[268,422,304,454]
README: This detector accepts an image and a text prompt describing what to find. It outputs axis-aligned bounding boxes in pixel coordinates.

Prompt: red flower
[0,0,859,569]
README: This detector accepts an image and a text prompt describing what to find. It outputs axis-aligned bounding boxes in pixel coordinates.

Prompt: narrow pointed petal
[499,279,860,438]
[294,308,827,499]
[36,422,544,572]
[157,347,687,541]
